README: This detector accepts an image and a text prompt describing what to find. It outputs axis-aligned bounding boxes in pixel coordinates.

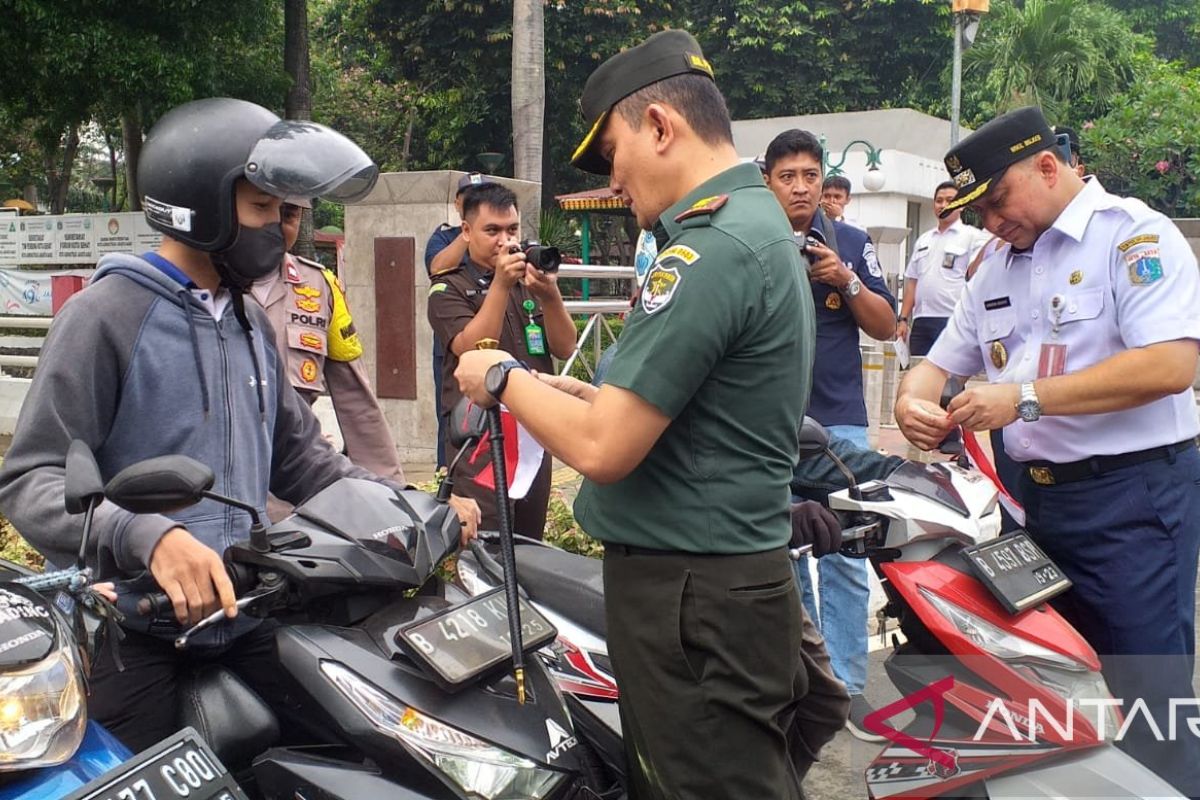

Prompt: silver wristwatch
[1017,382,1042,422]
[843,275,862,297]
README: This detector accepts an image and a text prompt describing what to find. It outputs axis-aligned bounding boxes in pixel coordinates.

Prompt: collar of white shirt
[1047,176,1112,244]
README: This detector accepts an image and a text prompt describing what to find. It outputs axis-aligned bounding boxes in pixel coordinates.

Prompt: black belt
[604,543,687,557]
[1024,438,1198,486]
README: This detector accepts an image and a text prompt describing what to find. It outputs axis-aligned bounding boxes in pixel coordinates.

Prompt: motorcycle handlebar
[130,562,259,619]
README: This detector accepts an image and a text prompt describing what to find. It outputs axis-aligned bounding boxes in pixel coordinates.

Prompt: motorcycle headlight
[0,614,86,769]
[919,586,1087,671]
[321,661,566,799]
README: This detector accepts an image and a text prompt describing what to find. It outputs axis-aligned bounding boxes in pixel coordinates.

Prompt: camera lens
[520,241,561,272]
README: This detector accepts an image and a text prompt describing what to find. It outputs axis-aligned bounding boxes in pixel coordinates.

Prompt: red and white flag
[961,428,1026,528]
[469,405,545,500]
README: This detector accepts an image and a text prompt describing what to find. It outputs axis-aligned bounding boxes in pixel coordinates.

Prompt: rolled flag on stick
[961,428,1025,527]
[469,405,545,499]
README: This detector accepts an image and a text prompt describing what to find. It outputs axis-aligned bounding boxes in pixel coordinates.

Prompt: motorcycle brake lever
[173,583,283,650]
[788,545,814,561]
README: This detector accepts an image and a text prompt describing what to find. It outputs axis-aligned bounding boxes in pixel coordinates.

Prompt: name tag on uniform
[984,297,1011,311]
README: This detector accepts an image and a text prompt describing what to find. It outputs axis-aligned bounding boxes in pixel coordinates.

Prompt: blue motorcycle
[0,442,245,800]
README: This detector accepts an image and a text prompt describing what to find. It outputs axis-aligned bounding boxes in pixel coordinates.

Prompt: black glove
[789,500,843,557]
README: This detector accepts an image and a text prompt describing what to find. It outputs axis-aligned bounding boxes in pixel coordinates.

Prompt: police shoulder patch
[641,264,681,314]
[673,194,729,223]
[863,241,882,278]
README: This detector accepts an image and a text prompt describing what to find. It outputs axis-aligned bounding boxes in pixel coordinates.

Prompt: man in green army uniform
[454,30,842,799]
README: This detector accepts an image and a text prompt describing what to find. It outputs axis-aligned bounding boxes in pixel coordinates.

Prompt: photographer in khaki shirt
[427,183,575,537]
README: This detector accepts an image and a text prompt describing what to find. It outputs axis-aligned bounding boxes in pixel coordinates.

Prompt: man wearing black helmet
[0,97,478,752]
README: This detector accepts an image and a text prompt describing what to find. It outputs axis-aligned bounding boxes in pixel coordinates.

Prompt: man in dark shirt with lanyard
[425,172,494,470]
[454,30,846,799]
[765,128,896,739]
[427,182,575,537]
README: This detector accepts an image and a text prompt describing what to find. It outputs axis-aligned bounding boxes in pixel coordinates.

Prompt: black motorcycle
[89,416,615,799]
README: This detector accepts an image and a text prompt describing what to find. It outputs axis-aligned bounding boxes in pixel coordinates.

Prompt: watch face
[485,364,505,398]
[1017,400,1040,422]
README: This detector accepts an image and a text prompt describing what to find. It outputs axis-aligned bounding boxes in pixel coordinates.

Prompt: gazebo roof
[556,187,630,214]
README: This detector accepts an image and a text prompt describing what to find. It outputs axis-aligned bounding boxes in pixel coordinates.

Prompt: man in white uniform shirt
[896,180,988,355]
[895,106,1200,795]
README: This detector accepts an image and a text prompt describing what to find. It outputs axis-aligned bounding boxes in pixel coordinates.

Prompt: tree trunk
[44,124,80,215]
[512,0,545,191]
[104,129,119,211]
[122,109,143,212]
[285,0,317,260]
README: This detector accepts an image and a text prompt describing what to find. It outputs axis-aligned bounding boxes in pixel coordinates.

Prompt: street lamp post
[820,134,886,192]
[950,0,990,146]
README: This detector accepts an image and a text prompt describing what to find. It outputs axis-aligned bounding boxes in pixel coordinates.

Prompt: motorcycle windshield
[244,120,379,204]
[885,461,970,517]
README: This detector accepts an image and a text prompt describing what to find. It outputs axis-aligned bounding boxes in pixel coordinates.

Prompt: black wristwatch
[897,315,909,323]
[484,360,525,402]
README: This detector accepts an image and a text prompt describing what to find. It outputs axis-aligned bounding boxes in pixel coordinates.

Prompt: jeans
[793,423,871,695]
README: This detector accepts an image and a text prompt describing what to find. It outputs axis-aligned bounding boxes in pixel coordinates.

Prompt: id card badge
[524,323,546,356]
[1038,343,1067,378]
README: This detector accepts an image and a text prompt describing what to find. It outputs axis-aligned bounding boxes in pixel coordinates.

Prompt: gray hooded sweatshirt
[0,253,388,639]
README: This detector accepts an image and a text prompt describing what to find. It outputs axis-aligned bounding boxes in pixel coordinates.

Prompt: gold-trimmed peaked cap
[941,106,1057,218]
[571,29,716,175]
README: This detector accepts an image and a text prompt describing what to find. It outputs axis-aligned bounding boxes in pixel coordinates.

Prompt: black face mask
[214,223,285,287]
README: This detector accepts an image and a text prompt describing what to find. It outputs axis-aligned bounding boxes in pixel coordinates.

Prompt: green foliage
[0,518,42,571]
[314,0,957,200]
[962,0,1152,126]
[1102,0,1200,68]
[537,209,579,257]
[543,488,603,558]
[1083,62,1200,217]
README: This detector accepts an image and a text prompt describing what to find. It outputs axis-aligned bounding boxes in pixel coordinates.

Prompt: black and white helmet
[138,97,379,251]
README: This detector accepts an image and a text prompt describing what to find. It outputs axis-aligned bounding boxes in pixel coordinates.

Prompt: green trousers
[603,546,849,800]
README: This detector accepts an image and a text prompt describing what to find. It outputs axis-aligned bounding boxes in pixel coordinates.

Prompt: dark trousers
[908,316,948,357]
[603,546,846,800]
[89,621,285,754]
[433,348,446,468]
[1020,447,1200,796]
[989,428,1023,534]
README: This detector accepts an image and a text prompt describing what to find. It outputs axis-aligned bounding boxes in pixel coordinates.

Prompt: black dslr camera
[508,239,561,272]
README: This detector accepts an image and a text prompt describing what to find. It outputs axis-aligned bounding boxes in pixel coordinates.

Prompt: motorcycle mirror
[447,397,487,449]
[64,440,105,515]
[104,456,215,515]
[797,417,831,460]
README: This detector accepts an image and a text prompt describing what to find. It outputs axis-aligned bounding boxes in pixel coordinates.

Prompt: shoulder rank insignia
[673,194,729,223]
[295,255,325,270]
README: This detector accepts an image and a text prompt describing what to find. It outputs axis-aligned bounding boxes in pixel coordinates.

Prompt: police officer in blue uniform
[764,128,896,739]
[896,106,1200,794]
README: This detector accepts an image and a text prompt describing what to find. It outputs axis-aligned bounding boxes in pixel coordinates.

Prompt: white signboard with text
[0,212,162,267]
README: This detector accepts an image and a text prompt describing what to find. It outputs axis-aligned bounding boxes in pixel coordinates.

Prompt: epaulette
[430,263,465,278]
[673,194,729,223]
[294,255,325,271]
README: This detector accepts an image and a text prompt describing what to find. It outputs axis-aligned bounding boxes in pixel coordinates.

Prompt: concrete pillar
[343,171,540,464]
